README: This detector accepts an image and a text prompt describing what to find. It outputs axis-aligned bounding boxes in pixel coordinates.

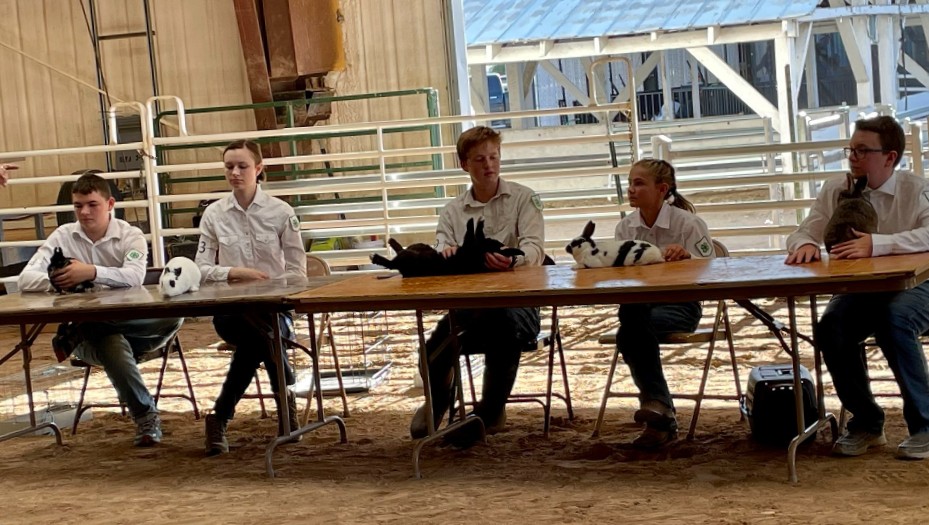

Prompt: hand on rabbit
[51,260,96,289]
[485,251,514,271]
[829,229,872,259]
[662,244,691,262]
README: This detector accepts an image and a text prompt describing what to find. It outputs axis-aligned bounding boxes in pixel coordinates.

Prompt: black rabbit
[46,247,94,293]
[823,173,878,252]
[370,218,525,277]
[370,238,446,278]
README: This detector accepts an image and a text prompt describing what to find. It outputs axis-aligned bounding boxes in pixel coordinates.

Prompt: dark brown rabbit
[823,173,878,251]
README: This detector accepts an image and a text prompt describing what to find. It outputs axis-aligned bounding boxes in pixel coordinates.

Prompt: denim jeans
[617,301,702,410]
[425,307,540,424]
[73,317,184,421]
[212,312,295,421]
[816,279,929,435]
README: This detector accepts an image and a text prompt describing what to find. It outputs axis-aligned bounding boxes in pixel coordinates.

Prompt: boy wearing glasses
[786,115,929,460]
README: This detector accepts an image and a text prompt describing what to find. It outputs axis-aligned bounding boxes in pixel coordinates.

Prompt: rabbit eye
[169,280,176,287]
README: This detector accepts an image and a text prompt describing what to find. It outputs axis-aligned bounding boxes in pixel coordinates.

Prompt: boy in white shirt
[18,174,182,446]
[786,116,929,459]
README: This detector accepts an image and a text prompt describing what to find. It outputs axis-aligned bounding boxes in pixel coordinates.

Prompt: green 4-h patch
[531,193,543,211]
[126,249,144,261]
[695,236,713,257]
[289,216,300,231]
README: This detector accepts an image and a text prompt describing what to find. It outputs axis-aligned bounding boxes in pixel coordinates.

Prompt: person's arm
[871,180,929,256]
[0,164,17,187]
[195,208,232,282]
[435,209,457,253]
[17,232,61,292]
[281,213,307,279]
[90,228,146,288]
[786,181,835,254]
[678,215,714,259]
[513,191,544,266]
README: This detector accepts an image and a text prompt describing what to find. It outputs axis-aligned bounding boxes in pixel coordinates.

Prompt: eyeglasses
[843,146,887,159]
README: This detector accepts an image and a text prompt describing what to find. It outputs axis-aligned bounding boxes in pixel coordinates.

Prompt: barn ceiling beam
[686,46,781,133]
[468,23,784,65]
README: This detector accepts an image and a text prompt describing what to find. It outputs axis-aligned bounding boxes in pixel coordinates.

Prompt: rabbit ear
[582,221,595,239]
[853,174,868,193]
[845,172,855,190]
[464,218,476,244]
[475,219,486,239]
[388,238,404,254]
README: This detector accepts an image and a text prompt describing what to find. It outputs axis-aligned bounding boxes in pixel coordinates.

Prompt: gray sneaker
[832,429,887,456]
[134,412,162,447]
[896,431,929,460]
[204,414,229,456]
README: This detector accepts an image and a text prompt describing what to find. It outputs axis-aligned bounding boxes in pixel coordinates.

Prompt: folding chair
[71,267,198,434]
[592,239,741,440]
[461,255,574,436]
[241,254,349,422]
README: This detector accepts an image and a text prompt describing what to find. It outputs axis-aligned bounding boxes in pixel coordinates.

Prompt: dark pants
[618,301,702,411]
[817,280,929,435]
[425,307,540,425]
[212,312,295,421]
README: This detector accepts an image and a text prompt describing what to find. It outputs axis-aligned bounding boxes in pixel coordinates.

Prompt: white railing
[2,93,928,269]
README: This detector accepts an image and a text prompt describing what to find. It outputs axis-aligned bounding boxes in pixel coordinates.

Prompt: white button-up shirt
[18,218,147,292]
[615,203,716,258]
[436,178,545,266]
[787,171,929,256]
[196,186,306,281]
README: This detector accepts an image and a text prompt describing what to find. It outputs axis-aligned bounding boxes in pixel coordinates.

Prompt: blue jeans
[816,280,929,435]
[212,313,295,421]
[73,317,184,421]
[617,302,702,410]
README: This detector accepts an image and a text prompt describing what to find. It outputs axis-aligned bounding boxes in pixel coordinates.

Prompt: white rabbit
[565,221,664,269]
[159,256,202,297]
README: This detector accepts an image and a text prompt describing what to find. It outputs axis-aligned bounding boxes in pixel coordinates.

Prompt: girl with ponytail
[610,158,715,449]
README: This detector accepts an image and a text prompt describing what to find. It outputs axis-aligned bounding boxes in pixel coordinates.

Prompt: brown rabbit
[823,173,878,251]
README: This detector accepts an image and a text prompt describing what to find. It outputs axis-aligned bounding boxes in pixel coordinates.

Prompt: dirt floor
[0,300,928,525]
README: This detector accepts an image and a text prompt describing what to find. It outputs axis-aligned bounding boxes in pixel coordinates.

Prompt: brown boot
[275,390,302,444]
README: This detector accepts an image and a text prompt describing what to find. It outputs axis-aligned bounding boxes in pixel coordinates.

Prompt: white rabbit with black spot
[566,221,663,268]
[159,256,202,297]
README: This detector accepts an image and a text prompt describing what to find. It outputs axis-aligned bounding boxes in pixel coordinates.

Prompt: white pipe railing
[2,94,928,269]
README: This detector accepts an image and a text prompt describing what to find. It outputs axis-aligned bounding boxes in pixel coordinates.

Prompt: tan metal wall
[0,0,452,211]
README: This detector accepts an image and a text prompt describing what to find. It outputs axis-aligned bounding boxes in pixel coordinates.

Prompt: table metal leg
[411,310,485,479]
[785,296,836,483]
[264,312,346,478]
[0,323,62,446]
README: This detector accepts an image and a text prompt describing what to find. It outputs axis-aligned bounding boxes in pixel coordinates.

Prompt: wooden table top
[287,253,929,313]
[0,277,331,325]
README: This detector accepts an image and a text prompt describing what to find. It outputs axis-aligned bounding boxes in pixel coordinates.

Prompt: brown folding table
[287,253,929,481]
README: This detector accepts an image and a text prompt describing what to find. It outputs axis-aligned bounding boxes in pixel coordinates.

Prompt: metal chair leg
[72,366,93,435]
[593,343,621,438]
[174,339,200,419]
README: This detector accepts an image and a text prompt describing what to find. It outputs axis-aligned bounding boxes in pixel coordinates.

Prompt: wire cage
[311,309,393,395]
